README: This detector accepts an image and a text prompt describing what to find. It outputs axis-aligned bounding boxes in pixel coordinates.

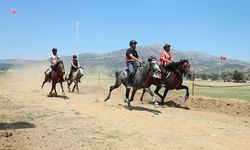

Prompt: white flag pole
[219,58,221,81]
[76,19,80,65]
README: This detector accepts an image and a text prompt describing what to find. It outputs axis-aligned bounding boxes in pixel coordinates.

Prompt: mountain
[1,45,250,73]
[0,59,40,71]
[71,45,250,73]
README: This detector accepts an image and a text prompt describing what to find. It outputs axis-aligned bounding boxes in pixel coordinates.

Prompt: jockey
[126,40,143,88]
[45,48,65,82]
[69,55,80,80]
[46,48,61,76]
[159,44,174,86]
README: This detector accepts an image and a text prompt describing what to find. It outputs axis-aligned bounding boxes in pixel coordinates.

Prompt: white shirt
[49,54,60,65]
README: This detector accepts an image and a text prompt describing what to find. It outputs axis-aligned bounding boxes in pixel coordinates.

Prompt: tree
[232,70,244,82]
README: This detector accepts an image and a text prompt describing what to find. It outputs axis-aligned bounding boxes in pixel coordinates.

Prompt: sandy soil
[0,70,250,150]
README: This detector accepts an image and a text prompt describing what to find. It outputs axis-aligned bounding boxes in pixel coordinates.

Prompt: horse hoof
[154,102,159,107]
[124,98,128,103]
[184,96,189,101]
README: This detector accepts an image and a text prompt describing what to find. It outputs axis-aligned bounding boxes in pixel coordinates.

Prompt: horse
[65,67,84,93]
[140,59,192,105]
[104,56,161,107]
[41,60,65,96]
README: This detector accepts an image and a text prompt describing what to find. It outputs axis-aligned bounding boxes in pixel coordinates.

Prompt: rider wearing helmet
[126,40,143,88]
[69,55,80,80]
[46,48,61,76]
[159,44,174,86]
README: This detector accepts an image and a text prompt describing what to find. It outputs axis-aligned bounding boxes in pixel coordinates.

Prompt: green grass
[173,80,250,101]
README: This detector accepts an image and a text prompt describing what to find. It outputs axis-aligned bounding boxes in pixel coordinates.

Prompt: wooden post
[192,70,195,96]
[98,72,100,86]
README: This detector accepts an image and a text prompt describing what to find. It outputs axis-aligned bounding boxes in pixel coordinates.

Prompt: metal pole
[192,70,195,96]
[98,72,100,86]
[219,59,221,81]
[76,19,79,55]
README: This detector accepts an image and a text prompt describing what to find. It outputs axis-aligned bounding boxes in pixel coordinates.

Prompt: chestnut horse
[140,59,191,105]
[41,60,65,96]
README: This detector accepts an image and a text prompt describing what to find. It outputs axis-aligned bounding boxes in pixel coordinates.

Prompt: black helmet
[73,55,77,59]
[163,44,171,50]
[52,48,57,52]
[129,40,137,46]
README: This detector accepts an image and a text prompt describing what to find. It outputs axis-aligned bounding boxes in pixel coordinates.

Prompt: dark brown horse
[41,60,65,96]
[140,59,192,105]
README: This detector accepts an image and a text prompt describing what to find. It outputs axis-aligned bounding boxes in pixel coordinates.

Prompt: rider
[46,48,64,81]
[159,43,174,86]
[126,40,143,88]
[69,55,81,81]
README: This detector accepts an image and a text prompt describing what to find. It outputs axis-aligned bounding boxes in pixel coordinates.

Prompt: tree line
[195,70,250,83]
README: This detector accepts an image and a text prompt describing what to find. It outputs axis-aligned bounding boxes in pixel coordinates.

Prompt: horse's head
[77,67,84,77]
[179,59,191,75]
[57,60,65,74]
[147,56,161,72]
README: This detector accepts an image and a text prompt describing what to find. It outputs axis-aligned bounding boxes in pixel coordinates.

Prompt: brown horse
[140,59,192,105]
[41,60,65,96]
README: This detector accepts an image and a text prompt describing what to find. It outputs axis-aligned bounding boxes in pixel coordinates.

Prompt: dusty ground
[0,70,250,150]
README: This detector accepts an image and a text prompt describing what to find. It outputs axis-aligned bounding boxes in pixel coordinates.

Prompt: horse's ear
[148,56,152,61]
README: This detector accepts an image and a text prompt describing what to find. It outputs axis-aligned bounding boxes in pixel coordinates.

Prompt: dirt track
[0,72,250,150]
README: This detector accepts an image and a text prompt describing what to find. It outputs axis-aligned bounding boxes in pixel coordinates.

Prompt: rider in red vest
[159,44,174,86]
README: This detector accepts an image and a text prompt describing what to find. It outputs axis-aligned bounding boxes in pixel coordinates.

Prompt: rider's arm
[49,56,53,64]
[71,60,77,68]
[129,54,142,63]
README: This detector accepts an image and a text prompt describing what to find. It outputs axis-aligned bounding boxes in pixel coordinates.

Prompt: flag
[219,56,227,61]
[7,8,16,14]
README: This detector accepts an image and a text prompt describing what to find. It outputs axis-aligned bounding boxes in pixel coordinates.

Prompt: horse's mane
[171,59,189,69]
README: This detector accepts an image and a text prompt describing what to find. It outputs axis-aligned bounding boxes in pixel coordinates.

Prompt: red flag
[219,56,227,61]
[7,8,16,14]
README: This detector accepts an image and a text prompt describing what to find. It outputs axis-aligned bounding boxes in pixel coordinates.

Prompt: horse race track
[1,71,250,150]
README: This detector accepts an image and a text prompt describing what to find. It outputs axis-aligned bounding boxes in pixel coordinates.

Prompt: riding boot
[127,74,133,89]
[48,71,52,82]
[160,72,167,87]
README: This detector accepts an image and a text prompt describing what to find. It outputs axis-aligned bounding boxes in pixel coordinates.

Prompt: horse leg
[144,87,158,106]
[124,88,131,103]
[104,75,122,102]
[72,82,77,93]
[140,88,147,104]
[60,82,65,95]
[41,75,49,89]
[154,86,164,102]
[161,88,169,105]
[176,85,189,101]
[128,88,137,107]
[53,83,57,96]
[67,79,72,92]
[76,82,79,94]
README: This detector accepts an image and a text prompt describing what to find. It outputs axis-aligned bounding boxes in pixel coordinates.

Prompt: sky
[1,0,250,61]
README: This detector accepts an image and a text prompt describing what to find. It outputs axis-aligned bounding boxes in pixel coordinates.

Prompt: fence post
[192,70,195,96]
[98,72,100,86]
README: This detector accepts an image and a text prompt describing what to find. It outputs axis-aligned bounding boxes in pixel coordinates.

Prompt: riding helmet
[129,40,137,46]
[163,44,171,50]
[52,48,57,52]
[73,55,77,59]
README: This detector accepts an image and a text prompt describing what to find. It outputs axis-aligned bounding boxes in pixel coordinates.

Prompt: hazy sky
[1,0,250,60]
